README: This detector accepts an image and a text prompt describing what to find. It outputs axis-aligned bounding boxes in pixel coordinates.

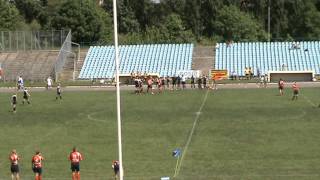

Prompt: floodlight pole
[113,0,124,180]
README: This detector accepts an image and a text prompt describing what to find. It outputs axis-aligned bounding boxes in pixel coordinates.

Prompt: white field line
[8,174,320,180]
[87,113,107,123]
[301,94,317,107]
[175,90,210,177]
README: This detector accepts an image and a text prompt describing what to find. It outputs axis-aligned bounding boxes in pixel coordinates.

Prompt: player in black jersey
[56,83,62,100]
[22,88,31,104]
[11,94,17,113]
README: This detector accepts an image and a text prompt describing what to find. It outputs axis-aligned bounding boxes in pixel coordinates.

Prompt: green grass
[0,80,95,87]
[0,88,320,179]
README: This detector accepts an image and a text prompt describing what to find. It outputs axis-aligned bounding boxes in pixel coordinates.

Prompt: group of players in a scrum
[132,73,210,95]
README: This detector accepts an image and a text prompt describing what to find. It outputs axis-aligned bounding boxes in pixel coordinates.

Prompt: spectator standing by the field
[259,75,265,88]
[56,83,62,100]
[177,76,181,90]
[197,77,202,89]
[202,76,207,89]
[0,66,3,81]
[17,76,24,90]
[112,160,120,179]
[245,67,249,80]
[292,82,299,101]
[278,78,285,96]
[190,75,195,88]
[231,71,237,80]
[263,74,268,88]
[46,76,53,89]
[249,67,253,79]
[32,151,44,180]
[9,149,20,180]
[11,94,17,113]
[22,88,31,104]
[256,68,261,78]
[69,147,83,180]
[181,75,186,89]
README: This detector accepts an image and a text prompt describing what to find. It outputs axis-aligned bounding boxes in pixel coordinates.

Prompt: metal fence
[0,30,68,52]
[54,30,72,81]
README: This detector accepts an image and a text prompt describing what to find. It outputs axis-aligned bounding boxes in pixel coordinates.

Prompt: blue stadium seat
[79,44,194,79]
[215,41,320,76]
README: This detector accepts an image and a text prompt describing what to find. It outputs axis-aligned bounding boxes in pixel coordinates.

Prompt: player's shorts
[71,163,80,172]
[293,90,299,95]
[32,167,42,175]
[11,164,19,173]
[147,85,152,89]
[279,86,284,90]
[23,96,28,99]
[113,167,119,175]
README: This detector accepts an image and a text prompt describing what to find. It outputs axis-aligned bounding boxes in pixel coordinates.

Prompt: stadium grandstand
[79,44,194,79]
[215,41,320,77]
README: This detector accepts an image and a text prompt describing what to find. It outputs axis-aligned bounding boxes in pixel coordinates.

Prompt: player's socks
[77,172,80,180]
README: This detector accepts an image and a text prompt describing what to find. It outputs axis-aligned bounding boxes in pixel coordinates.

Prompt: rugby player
[9,149,20,180]
[69,147,83,180]
[11,94,17,113]
[56,83,62,100]
[22,88,31,104]
[32,151,44,180]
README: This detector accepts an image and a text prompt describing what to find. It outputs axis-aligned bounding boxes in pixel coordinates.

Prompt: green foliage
[215,5,268,41]
[0,0,24,31]
[51,0,112,43]
[14,0,43,23]
[3,0,320,43]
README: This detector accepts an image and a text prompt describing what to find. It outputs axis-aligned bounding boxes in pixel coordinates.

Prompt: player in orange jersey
[146,76,154,94]
[69,147,83,180]
[9,149,20,180]
[32,151,44,180]
[292,82,299,101]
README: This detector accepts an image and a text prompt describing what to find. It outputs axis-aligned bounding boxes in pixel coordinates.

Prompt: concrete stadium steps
[192,46,215,75]
[58,49,89,81]
[0,51,59,81]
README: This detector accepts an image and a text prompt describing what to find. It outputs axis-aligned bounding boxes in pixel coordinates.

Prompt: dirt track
[0,82,319,93]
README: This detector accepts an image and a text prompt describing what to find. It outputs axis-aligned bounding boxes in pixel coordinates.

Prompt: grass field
[0,87,320,180]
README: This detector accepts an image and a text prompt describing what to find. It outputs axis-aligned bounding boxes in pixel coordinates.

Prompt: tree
[0,0,24,31]
[13,0,43,23]
[51,0,113,43]
[103,0,140,34]
[214,5,267,41]
[184,0,202,40]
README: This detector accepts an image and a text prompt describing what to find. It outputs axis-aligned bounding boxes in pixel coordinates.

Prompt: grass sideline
[0,88,320,179]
